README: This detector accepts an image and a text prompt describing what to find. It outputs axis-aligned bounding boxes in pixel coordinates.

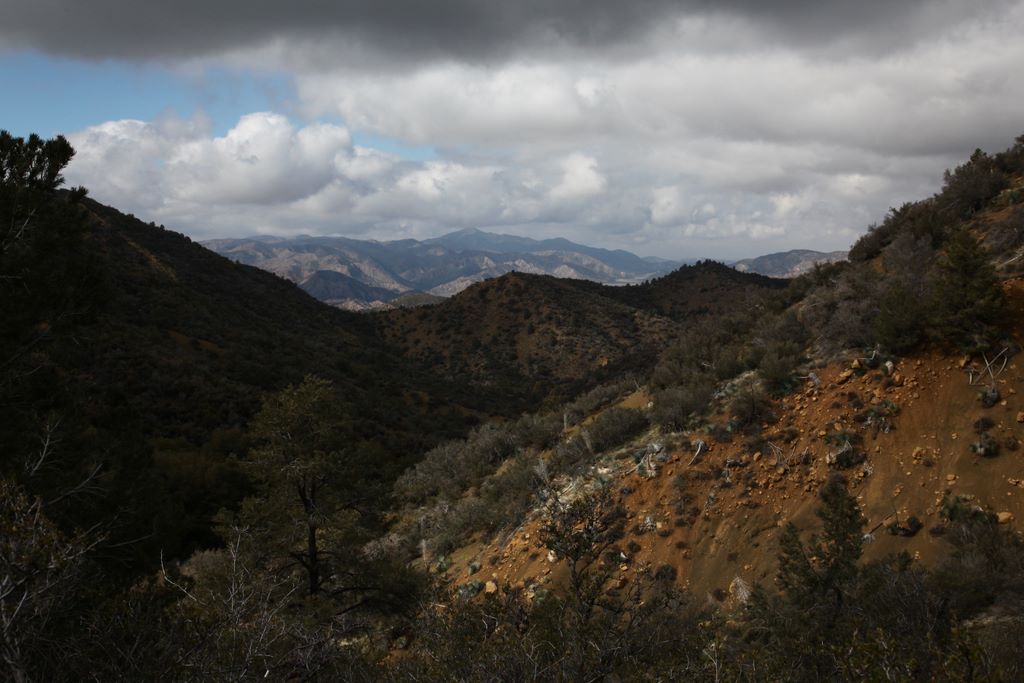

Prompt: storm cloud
[0,0,1004,64]
[6,0,1024,258]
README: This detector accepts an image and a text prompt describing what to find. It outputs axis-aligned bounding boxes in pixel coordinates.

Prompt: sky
[2,1,1023,260]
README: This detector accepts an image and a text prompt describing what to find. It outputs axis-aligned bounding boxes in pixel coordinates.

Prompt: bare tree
[0,479,97,683]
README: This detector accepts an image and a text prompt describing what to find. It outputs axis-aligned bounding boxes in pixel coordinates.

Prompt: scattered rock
[729,576,752,604]
[998,512,1014,525]
[459,580,484,600]
[468,561,481,576]
[981,387,1001,408]
[484,580,498,594]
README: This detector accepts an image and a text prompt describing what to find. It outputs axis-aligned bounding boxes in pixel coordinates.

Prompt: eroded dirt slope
[443,279,1024,602]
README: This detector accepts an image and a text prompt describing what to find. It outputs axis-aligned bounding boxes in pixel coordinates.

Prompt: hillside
[582,259,789,319]
[203,230,678,309]
[446,313,1024,599]
[71,199,476,445]
[374,263,788,407]
[299,269,400,309]
[1,192,483,568]
[733,248,848,278]
[378,135,1024,680]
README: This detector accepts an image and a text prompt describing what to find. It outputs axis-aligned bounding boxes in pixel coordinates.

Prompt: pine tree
[941,149,1008,218]
[776,522,818,605]
[231,376,365,598]
[816,474,865,602]
[221,376,419,625]
[775,474,864,614]
[933,228,1007,350]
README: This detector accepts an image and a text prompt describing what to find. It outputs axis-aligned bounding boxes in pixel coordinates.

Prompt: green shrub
[932,228,1009,351]
[561,378,636,426]
[940,148,1009,219]
[587,407,649,453]
[649,380,714,431]
[757,343,801,395]
[729,385,772,430]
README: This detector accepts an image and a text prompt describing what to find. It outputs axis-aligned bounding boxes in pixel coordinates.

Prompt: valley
[3,130,1024,680]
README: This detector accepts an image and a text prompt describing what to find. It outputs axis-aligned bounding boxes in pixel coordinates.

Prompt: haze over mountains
[203,228,680,310]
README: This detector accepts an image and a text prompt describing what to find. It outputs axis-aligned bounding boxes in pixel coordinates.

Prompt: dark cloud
[0,0,1002,63]
[23,0,1024,260]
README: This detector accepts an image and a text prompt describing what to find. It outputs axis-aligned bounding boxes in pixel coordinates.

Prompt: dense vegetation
[375,259,788,410]
[0,130,484,578]
[6,461,1024,680]
[3,129,1024,680]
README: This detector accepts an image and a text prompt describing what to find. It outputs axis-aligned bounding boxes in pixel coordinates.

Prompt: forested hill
[1,189,483,569]
[374,261,789,407]
[68,196,487,446]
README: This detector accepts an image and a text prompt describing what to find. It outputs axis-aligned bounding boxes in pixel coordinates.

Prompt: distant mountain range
[732,249,847,278]
[202,228,680,310]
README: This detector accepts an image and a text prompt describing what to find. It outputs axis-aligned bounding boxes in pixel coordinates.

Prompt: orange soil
[445,280,1024,602]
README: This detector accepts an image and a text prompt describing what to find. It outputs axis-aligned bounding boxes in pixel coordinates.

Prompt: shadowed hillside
[1,190,483,570]
[374,263,788,407]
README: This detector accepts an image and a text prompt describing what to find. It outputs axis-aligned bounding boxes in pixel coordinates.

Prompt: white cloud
[58,1,1024,259]
[67,115,209,211]
[549,154,606,201]
[163,113,352,205]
